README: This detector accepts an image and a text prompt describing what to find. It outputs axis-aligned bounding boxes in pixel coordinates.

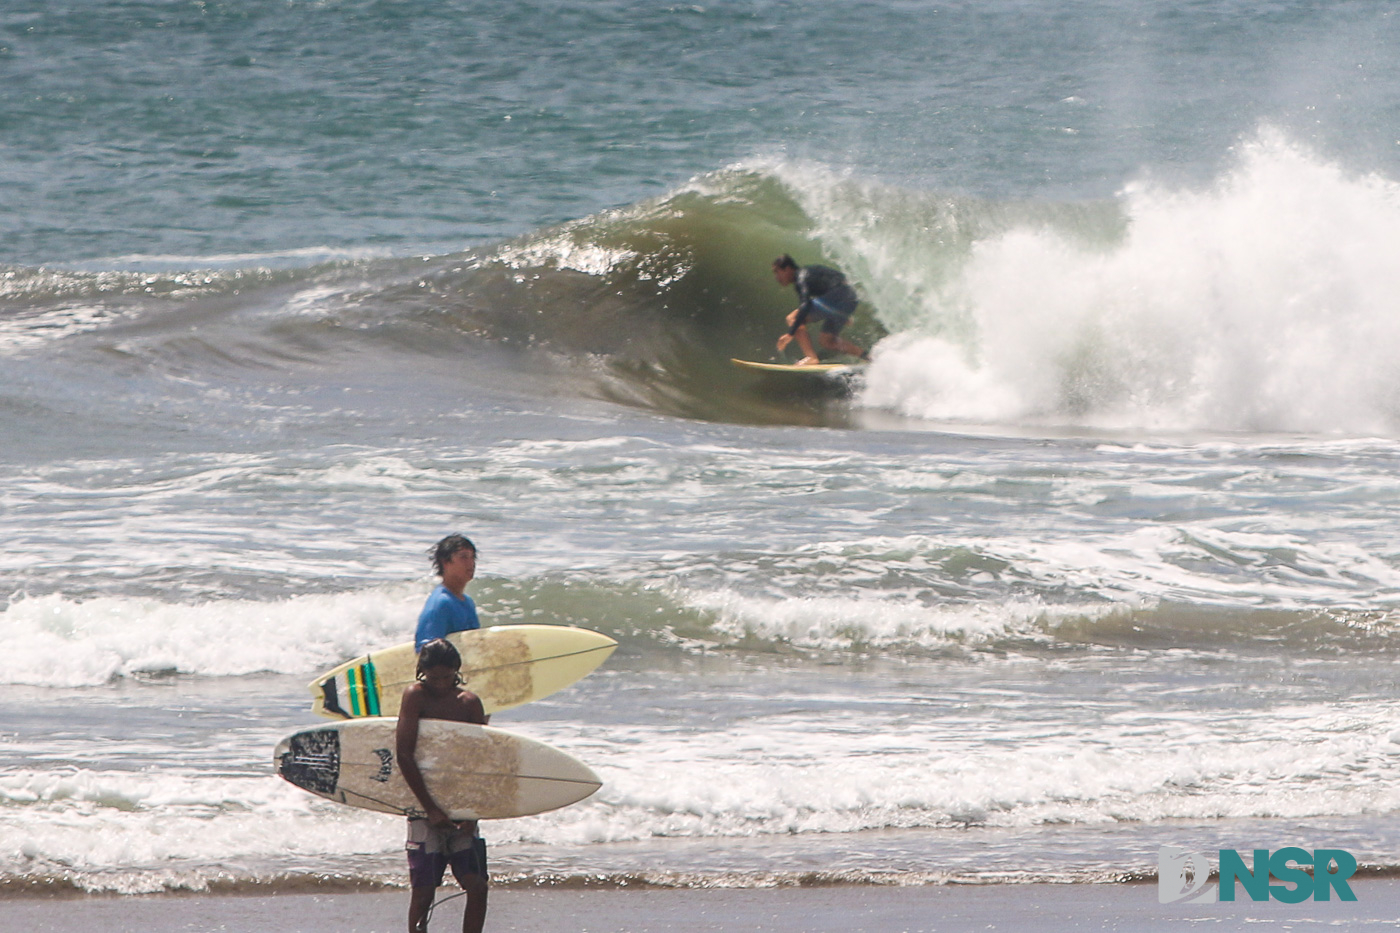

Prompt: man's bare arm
[395,686,451,826]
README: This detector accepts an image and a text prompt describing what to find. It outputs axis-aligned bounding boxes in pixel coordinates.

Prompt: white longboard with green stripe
[309,624,618,719]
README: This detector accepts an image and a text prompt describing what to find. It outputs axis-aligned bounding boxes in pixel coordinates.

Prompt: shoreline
[5,880,1400,933]
[10,816,1399,899]
[8,857,1400,899]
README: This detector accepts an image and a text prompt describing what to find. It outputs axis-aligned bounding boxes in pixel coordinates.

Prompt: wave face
[415,134,1400,434]
[0,165,863,428]
[8,134,1400,433]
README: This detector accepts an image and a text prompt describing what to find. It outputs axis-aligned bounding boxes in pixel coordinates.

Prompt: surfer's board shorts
[406,818,488,888]
[808,290,858,335]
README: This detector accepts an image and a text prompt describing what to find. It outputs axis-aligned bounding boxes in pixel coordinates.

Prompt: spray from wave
[854,130,1400,434]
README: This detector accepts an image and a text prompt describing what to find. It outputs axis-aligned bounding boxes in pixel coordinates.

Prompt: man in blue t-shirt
[415,534,481,651]
[772,254,870,366]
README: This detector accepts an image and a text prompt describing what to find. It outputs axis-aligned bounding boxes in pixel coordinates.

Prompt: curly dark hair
[416,638,462,676]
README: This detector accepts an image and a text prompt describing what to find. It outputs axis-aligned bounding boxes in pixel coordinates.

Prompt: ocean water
[5,0,1400,897]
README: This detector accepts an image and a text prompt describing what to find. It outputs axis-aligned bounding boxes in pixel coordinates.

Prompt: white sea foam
[0,588,419,686]
[5,697,1398,891]
[782,132,1400,434]
[498,700,1400,845]
[679,587,1061,650]
[0,767,399,892]
[4,516,1397,690]
[654,528,1400,655]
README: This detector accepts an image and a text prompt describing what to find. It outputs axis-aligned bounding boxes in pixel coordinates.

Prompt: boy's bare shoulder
[454,687,487,724]
[411,685,485,724]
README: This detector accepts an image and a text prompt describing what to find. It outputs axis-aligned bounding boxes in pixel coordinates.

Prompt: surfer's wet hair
[416,638,462,676]
[772,254,798,272]
[429,533,476,576]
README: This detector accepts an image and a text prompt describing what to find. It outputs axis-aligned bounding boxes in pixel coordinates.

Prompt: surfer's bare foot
[796,356,821,366]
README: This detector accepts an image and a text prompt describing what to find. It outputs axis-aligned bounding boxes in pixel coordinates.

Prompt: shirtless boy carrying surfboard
[397,638,490,933]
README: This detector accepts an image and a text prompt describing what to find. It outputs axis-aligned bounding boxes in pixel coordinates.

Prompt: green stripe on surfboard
[363,662,381,716]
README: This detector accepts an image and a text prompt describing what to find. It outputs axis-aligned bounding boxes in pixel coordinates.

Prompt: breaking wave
[6,131,1400,433]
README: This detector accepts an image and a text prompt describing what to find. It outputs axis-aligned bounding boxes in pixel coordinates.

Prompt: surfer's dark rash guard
[414,584,480,651]
[788,265,859,335]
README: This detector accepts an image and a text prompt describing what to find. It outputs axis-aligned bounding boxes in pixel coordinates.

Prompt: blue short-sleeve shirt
[414,584,480,651]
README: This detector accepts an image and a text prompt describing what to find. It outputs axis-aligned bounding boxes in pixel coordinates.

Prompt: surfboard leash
[422,889,466,929]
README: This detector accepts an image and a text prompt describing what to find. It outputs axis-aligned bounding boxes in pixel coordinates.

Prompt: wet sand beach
[5,880,1400,933]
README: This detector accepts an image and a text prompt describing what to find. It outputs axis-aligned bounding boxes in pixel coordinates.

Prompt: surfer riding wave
[772,254,870,365]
